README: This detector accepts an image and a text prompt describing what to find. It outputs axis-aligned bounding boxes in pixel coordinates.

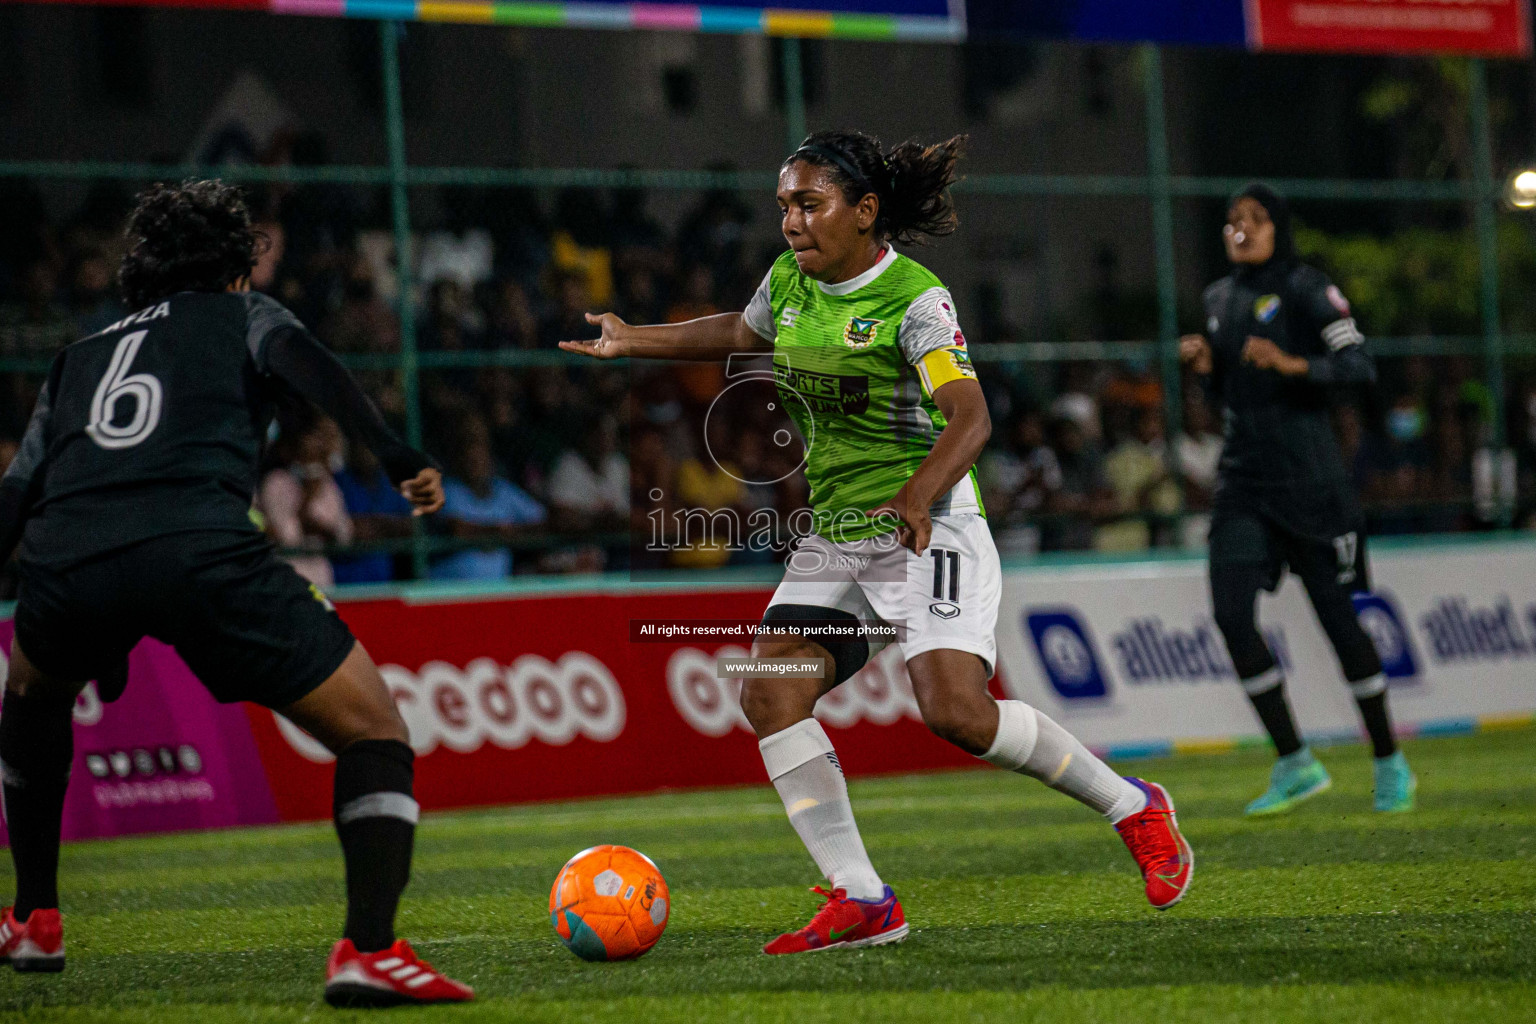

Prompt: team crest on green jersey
[842,316,884,350]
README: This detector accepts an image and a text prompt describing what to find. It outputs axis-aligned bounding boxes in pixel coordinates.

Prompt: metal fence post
[380,19,429,579]
[1143,44,1184,535]
[1468,58,1505,449]
[783,37,807,153]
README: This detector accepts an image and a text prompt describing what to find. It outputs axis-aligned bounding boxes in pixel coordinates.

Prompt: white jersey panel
[898,287,963,365]
[742,271,777,342]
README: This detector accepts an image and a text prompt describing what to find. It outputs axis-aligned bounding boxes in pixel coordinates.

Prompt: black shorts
[14,531,355,708]
[1209,505,1371,594]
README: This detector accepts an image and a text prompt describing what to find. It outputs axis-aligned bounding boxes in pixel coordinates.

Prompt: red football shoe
[1114,778,1194,909]
[763,885,908,955]
[0,906,64,972]
[324,938,474,1007]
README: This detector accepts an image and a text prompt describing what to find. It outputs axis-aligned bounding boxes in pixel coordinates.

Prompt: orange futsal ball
[549,845,670,961]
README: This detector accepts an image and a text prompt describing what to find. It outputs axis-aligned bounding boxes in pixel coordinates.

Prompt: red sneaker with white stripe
[0,906,64,972]
[324,938,474,1007]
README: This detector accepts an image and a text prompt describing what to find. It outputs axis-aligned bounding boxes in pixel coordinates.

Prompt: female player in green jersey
[562,130,1193,953]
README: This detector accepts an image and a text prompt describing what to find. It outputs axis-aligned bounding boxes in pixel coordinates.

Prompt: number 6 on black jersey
[87,330,163,450]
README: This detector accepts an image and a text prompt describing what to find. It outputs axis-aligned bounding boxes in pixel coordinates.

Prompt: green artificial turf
[3,729,1533,1022]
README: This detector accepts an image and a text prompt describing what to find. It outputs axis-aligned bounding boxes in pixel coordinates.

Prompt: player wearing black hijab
[1180,183,1415,816]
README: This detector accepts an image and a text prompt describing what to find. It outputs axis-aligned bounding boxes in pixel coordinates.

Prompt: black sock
[1355,692,1397,758]
[333,738,416,953]
[1246,680,1304,758]
[0,689,76,919]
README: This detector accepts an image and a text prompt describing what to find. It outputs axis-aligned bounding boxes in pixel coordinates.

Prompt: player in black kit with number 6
[1181,183,1415,817]
[0,181,473,1005]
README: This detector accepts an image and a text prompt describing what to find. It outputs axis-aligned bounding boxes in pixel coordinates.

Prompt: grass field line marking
[53,737,1534,861]
[14,983,1536,1024]
[60,804,1536,893]
[54,858,1536,949]
[418,772,1536,834]
[411,932,509,946]
[59,775,1534,876]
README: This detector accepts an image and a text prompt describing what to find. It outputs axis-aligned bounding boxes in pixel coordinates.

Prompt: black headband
[793,144,877,196]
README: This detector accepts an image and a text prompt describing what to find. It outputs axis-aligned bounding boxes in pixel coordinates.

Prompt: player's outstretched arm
[263,327,443,514]
[559,311,771,362]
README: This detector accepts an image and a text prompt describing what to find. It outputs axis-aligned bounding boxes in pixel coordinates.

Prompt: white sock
[759,718,885,901]
[981,700,1147,823]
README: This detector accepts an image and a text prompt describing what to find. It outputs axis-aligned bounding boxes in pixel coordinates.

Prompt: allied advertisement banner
[998,541,1536,751]
[1247,0,1532,56]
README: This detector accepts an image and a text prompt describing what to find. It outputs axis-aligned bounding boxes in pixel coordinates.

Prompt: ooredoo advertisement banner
[243,588,986,823]
[1247,0,1532,56]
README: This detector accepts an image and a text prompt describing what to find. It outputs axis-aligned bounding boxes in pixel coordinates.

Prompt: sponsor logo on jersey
[1254,294,1281,323]
[935,295,958,326]
[843,316,884,350]
[780,307,801,328]
[1326,284,1351,316]
[951,329,967,348]
[933,346,970,382]
[1024,609,1110,700]
[929,602,961,619]
[773,363,870,416]
[1351,592,1419,680]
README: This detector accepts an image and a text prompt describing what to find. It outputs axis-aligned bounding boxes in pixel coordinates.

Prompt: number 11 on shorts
[931,549,959,602]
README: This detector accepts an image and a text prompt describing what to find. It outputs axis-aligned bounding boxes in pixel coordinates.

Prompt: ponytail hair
[785,129,965,245]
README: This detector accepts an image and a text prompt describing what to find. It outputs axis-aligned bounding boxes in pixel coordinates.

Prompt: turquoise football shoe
[1373,751,1417,813]
[1245,750,1332,817]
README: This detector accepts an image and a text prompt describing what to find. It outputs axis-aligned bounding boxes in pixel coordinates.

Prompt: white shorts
[765,513,1001,675]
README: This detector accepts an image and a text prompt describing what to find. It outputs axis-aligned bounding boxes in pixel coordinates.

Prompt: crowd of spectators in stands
[978,353,1497,556]
[0,165,1524,589]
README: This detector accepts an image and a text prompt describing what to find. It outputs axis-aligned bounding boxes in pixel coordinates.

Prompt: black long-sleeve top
[1198,260,1374,540]
[0,291,432,569]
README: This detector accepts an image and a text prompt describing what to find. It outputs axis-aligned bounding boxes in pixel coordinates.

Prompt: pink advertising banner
[0,621,280,845]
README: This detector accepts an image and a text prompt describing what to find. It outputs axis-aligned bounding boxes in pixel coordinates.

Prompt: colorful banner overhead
[14,0,967,40]
[12,0,1536,52]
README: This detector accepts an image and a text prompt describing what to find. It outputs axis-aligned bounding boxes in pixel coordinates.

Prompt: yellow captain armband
[916,345,978,397]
